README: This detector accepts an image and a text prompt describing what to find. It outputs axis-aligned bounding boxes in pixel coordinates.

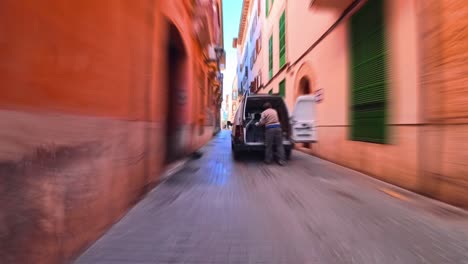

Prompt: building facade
[234,0,264,98]
[240,0,468,208]
[230,76,240,122]
[225,77,239,124]
[0,0,224,263]
[222,94,230,128]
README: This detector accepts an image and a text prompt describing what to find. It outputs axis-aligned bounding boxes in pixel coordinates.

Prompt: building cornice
[237,0,251,45]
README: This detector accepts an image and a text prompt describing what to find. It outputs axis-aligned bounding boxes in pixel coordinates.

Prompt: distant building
[228,76,239,122]
[234,0,264,97]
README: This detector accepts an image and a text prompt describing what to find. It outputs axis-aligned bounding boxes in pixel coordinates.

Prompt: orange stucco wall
[0,1,218,263]
[1,1,159,120]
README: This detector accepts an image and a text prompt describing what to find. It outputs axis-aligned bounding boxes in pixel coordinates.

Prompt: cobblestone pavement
[75,131,468,264]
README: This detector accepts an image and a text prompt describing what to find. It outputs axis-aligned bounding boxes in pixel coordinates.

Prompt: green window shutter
[269,35,273,79]
[350,0,388,144]
[266,0,269,17]
[279,11,286,68]
[279,79,286,98]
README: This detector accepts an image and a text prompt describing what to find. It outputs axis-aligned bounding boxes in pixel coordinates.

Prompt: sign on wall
[314,88,323,103]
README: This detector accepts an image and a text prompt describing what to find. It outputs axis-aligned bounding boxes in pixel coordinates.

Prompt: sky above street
[222,0,243,101]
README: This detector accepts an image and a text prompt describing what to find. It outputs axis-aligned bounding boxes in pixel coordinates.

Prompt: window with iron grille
[350,0,388,143]
[279,11,286,68]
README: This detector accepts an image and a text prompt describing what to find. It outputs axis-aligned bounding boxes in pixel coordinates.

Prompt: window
[279,79,285,97]
[245,66,248,79]
[208,79,212,104]
[250,15,257,41]
[256,37,261,55]
[259,31,262,50]
[269,35,273,79]
[250,53,254,70]
[258,71,262,88]
[198,69,205,135]
[266,0,273,17]
[256,30,262,56]
[350,0,388,143]
[268,89,273,95]
[258,0,261,17]
[279,11,286,68]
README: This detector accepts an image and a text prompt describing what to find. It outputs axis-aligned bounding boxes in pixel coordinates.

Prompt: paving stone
[75,131,468,264]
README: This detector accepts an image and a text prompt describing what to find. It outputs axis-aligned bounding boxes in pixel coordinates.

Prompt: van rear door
[290,95,317,143]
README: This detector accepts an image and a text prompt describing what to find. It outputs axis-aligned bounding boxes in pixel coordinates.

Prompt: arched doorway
[299,77,311,95]
[295,62,315,149]
[294,62,315,100]
[296,75,313,148]
[165,23,187,164]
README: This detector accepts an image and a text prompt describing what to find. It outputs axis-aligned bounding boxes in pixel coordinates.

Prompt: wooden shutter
[279,79,286,98]
[279,11,286,68]
[256,38,259,54]
[350,0,388,143]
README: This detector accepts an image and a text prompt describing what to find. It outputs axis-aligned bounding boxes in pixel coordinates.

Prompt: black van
[230,94,293,159]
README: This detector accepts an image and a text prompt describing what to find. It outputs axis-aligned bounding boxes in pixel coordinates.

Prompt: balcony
[193,0,221,47]
[206,45,226,71]
[310,0,354,9]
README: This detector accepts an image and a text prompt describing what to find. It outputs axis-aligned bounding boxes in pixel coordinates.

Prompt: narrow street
[75,131,468,264]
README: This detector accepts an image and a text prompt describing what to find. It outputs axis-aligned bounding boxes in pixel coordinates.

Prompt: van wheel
[232,144,240,160]
[285,149,292,160]
[232,149,241,160]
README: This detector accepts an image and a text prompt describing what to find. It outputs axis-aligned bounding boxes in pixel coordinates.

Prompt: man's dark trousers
[265,127,285,163]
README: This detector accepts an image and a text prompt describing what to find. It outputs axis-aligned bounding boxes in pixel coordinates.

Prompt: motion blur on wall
[0,0,224,263]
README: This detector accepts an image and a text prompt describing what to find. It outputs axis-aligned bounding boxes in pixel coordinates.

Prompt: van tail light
[235,125,244,142]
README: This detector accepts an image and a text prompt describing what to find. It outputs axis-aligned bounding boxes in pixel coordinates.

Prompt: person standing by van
[256,102,286,166]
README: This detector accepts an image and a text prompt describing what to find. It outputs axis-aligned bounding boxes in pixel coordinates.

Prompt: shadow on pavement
[232,151,265,162]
